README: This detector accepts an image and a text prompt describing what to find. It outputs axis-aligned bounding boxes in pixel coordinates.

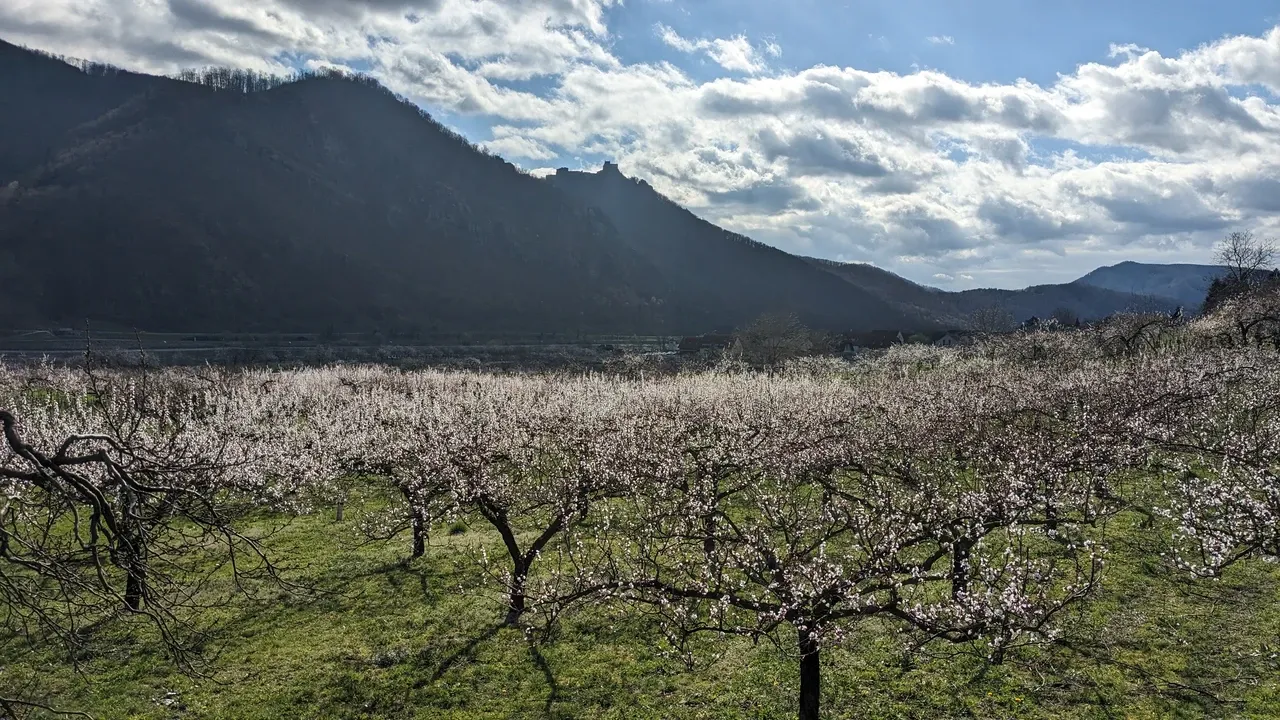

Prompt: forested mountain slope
[0,39,1199,335]
[0,40,916,334]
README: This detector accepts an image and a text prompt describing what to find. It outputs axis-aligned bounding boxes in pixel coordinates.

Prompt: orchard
[3,299,1280,718]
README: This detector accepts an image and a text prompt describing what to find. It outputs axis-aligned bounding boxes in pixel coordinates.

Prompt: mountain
[546,167,1188,330]
[0,40,1207,338]
[0,43,665,334]
[0,42,168,182]
[802,260,950,321]
[544,166,922,332]
[807,258,1179,326]
[0,39,917,335]
[1073,261,1225,310]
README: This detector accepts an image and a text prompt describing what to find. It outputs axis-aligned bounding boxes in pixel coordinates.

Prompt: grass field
[6,498,1280,720]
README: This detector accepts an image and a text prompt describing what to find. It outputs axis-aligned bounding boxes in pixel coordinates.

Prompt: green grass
[5,510,1280,720]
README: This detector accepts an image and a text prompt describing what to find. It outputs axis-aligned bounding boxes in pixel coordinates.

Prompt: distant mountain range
[808,258,1186,328]
[544,165,919,332]
[1072,261,1225,311]
[0,39,1210,336]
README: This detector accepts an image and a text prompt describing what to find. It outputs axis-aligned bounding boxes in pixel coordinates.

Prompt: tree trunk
[505,561,528,626]
[951,537,973,599]
[125,558,146,611]
[798,630,820,720]
[335,499,345,522]
[504,593,526,626]
[120,489,145,611]
[505,587,527,626]
[702,476,719,555]
[411,509,427,559]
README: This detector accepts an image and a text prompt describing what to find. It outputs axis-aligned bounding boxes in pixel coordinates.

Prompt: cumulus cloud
[755,127,892,177]
[926,35,954,45]
[5,3,1280,286]
[482,134,559,160]
[0,0,620,77]
[655,23,768,74]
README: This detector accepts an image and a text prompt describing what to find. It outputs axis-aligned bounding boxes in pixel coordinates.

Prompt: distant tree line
[1204,230,1280,314]
[171,67,295,93]
[19,42,494,164]
[20,44,128,79]
[168,65,501,160]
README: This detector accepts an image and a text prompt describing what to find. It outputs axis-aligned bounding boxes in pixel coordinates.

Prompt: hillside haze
[808,258,1183,327]
[0,42,675,334]
[0,40,1195,336]
[0,41,924,335]
[1073,261,1225,311]
[545,165,924,332]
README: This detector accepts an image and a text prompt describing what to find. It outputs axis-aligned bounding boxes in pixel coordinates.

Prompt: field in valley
[3,298,1280,720]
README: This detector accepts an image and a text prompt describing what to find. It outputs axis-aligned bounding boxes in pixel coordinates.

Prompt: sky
[3,1,1280,289]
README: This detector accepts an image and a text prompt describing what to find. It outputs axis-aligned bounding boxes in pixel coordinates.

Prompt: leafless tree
[731,313,815,368]
[1051,306,1080,327]
[0,365,291,714]
[1216,230,1278,286]
[966,306,1016,333]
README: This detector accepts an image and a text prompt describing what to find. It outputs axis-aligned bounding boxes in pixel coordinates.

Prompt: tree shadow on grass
[311,556,439,610]
[373,559,433,600]
[413,622,505,689]
[411,622,564,716]
[526,634,562,715]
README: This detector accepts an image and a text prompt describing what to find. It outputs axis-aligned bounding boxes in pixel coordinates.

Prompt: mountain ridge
[805,257,1181,328]
[543,165,925,332]
[0,44,676,334]
[0,39,1209,336]
[1072,261,1224,310]
[548,164,1190,327]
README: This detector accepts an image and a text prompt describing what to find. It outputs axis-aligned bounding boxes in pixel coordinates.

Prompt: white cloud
[0,0,622,78]
[655,23,767,74]
[926,35,954,45]
[482,134,559,160]
[706,36,766,74]
[5,4,1280,286]
[656,22,699,53]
